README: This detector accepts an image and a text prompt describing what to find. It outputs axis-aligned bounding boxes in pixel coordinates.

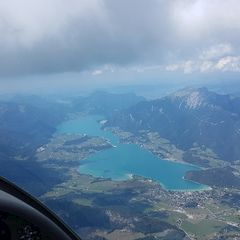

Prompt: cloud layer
[0,0,240,77]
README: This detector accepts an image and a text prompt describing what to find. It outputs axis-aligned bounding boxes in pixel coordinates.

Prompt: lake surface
[57,115,119,145]
[58,115,209,191]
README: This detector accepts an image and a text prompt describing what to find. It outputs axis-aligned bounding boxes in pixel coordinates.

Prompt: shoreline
[58,114,211,192]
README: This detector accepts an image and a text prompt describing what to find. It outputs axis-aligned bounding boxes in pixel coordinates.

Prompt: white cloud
[200,61,214,73]
[165,42,240,74]
[165,61,196,74]
[215,56,240,72]
[92,70,103,76]
[183,61,195,74]
[165,64,180,72]
[172,0,240,43]
[0,0,105,47]
[0,0,240,77]
[166,56,240,74]
[91,64,117,76]
[199,44,233,60]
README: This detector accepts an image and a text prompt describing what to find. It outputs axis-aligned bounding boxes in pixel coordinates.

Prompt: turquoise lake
[57,115,209,191]
[57,115,119,145]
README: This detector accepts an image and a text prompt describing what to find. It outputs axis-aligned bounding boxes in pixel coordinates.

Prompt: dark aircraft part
[0,176,81,240]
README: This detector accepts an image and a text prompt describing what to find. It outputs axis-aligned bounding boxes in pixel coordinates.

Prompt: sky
[0,0,240,94]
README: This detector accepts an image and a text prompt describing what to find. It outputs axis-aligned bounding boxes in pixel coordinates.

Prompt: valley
[0,89,240,239]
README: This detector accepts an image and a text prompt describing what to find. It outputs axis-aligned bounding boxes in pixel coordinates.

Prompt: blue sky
[0,0,240,93]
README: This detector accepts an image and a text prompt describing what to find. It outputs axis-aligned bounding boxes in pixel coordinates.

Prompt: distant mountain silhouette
[0,99,66,159]
[73,91,145,115]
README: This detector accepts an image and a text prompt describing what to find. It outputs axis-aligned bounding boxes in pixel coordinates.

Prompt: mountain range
[108,87,240,163]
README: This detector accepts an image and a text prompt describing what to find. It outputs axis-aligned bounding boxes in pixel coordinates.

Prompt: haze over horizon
[0,0,240,94]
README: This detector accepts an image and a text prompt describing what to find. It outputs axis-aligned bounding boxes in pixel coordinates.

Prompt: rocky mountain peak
[169,87,209,110]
